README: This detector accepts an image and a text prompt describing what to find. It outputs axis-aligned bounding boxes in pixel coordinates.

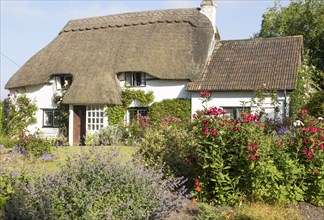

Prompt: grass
[0,145,137,173]
[232,202,304,220]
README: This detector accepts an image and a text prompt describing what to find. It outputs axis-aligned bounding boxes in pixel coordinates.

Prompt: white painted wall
[11,79,60,138]
[119,77,190,104]
[191,91,290,120]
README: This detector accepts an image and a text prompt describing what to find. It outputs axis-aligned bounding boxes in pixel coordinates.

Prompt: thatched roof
[188,36,303,91]
[6,8,215,105]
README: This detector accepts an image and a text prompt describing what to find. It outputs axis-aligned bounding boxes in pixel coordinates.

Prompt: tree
[256,0,324,89]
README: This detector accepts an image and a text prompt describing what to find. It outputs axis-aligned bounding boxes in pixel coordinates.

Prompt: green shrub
[305,90,324,118]
[18,134,52,157]
[148,98,191,122]
[0,135,18,149]
[0,174,13,211]
[5,148,186,219]
[195,202,228,220]
[106,105,126,125]
[138,118,198,181]
[85,125,123,146]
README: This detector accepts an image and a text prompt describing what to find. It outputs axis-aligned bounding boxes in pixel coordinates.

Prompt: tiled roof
[188,36,303,91]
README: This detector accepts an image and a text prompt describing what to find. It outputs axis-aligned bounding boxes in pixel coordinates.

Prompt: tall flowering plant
[200,90,212,109]
[191,91,324,206]
[3,93,37,136]
[192,104,266,204]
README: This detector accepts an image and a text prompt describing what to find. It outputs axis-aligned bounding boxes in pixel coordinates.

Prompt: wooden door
[73,106,86,146]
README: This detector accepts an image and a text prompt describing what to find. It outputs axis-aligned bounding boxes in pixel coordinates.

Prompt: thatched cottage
[5,0,303,145]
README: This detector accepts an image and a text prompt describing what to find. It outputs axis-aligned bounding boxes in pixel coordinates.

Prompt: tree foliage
[257,0,324,89]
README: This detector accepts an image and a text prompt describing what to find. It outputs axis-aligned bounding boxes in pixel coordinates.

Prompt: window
[60,76,73,88]
[222,107,250,119]
[87,106,105,131]
[128,107,148,123]
[125,72,146,87]
[43,109,59,127]
[55,75,73,90]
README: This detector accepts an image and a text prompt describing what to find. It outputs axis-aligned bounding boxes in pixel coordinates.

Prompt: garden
[0,89,323,219]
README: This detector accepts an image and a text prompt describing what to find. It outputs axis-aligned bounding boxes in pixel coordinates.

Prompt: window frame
[86,105,105,131]
[42,109,59,128]
[124,72,146,87]
[222,107,251,119]
[128,107,148,123]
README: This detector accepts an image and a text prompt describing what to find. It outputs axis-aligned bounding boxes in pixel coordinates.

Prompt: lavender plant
[5,147,187,219]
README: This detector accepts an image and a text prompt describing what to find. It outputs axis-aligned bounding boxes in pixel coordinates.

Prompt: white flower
[318,117,323,121]
[293,120,304,127]
[55,91,62,97]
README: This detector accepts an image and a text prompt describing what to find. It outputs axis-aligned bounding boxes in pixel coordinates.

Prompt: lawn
[0,145,137,173]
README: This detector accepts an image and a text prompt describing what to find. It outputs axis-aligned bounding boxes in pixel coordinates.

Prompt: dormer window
[60,76,73,88]
[54,75,73,90]
[125,72,146,87]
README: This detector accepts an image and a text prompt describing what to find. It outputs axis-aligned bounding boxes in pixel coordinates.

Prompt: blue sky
[0,0,290,100]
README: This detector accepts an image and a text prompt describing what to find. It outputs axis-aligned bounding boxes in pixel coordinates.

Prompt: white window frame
[86,106,105,131]
[127,107,148,123]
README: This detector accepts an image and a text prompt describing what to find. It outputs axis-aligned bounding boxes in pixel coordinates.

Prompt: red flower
[195,179,200,187]
[226,211,233,218]
[320,144,324,151]
[313,170,319,175]
[247,152,253,158]
[298,109,308,115]
[277,141,283,146]
[211,129,217,136]
[303,138,308,144]
[187,155,196,166]
[251,155,260,161]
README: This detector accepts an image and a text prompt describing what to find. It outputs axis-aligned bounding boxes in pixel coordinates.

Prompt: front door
[73,106,86,146]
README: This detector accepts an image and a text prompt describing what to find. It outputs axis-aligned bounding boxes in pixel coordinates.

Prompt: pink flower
[203,128,210,135]
[277,141,283,146]
[200,90,211,98]
[247,152,253,158]
[252,145,259,151]
[313,170,319,175]
[251,155,260,161]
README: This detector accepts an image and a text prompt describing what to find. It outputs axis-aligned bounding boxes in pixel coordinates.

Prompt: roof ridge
[68,8,198,24]
[59,7,211,35]
[219,35,303,44]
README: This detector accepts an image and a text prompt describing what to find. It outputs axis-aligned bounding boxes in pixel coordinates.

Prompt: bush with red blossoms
[191,102,324,206]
